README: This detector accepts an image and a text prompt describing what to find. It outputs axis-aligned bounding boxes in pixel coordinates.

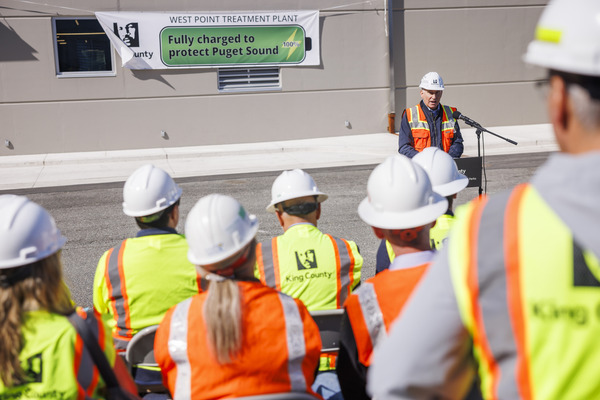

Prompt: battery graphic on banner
[160,26,309,66]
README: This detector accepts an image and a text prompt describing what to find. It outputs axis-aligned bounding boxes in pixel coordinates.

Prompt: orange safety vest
[344,265,428,366]
[154,281,322,399]
[406,103,457,153]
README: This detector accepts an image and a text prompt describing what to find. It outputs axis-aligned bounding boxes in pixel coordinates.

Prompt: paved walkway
[0,124,557,191]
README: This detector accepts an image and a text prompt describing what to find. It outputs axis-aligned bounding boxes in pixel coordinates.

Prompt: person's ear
[316,203,321,221]
[275,209,285,227]
[170,204,180,227]
[548,75,570,148]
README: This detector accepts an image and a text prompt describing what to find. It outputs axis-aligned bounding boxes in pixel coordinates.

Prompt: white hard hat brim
[357,194,448,230]
[123,187,182,217]
[433,174,469,197]
[0,236,66,270]
[419,84,445,91]
[266,192,328,213]
[187,217,259,266]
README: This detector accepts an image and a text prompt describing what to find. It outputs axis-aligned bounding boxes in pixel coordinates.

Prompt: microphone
[452,110,482,128]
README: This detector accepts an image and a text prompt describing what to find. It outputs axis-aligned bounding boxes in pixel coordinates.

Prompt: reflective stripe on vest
[259,235,355,309]
[259,238,280,290]
[105,240,133,348]
[472,188,523,398]
[278,293,308,391]
[357,282,386,353]
[326,234,355,308]
[73,311,103,398]
[407,104,456,152]
[168,297,193,400]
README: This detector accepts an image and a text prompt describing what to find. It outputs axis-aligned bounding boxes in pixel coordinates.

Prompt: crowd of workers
[1,0,599,398]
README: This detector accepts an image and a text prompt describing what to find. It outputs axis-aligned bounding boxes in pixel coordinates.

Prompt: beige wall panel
[0,18,127,102]
[0,0,386,17]
[0,18,56,102]
[116,68,220,98]
[0,89,389,155]
[403,0,548,9]
[283,11,389,91]
[403,81,547,127]
[403,6,546,86]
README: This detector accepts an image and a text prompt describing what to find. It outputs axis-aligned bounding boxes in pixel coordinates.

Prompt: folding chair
[309,309,345,353]
[125,325,168,395]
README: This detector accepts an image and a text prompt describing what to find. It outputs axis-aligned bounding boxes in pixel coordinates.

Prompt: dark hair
[550,69,600,100]
[276,195,319,217]
[135,199,180,230]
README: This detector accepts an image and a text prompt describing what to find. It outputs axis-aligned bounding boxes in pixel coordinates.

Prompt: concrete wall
[0,0,548,155]
[394,0,548,128]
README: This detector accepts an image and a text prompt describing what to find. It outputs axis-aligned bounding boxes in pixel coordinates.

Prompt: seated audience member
[337,155,447,400]
[375,147,468,273]
[0,195,137,398]
[155,194,322,399]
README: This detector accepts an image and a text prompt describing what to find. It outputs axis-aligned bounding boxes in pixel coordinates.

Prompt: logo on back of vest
[295,249,317,270]
[23,353,43,383]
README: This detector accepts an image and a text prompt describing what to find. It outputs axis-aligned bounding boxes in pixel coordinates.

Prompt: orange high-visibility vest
[344,265,429,366]
[406,104,457,153]
[154,281,322,399]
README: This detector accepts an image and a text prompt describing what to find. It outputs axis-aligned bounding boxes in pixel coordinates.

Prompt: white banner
[95,11,320,69]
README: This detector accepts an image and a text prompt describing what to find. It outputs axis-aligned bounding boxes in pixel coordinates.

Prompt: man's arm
[398,110,419,158]
[448,121,464,158]
[367,244,476,399]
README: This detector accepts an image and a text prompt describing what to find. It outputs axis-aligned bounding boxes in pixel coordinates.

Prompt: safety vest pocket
[412,130,430,153]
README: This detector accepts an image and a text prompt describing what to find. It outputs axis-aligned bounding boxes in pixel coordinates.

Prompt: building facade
[0,0,547,156]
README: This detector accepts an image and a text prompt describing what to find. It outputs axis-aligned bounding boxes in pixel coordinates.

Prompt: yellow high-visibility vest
[0,309,115,398]
[94,232,201,350]
[255,223,362,311]
[449,184,600,399]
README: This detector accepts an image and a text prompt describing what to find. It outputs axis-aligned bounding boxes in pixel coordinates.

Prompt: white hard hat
[358,155,447,229]
[122,164,182,218]
[413,148,469,197]
[185,194,259,266]
[524,0,600,76]
[419,72,445,91]
[266,169,328,213]
[0,195,66,269]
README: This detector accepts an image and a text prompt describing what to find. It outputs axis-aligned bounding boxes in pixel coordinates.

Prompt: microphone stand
[465,121,518,196]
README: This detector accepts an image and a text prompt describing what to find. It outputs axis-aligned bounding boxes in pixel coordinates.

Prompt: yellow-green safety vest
[0,309,115,399]
[449,184,600,399]
[255,224,363,311]
[384,213,456,263]
[93,233,201,351]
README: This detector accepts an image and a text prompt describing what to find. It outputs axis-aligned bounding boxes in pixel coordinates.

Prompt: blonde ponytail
[202,277,243,364]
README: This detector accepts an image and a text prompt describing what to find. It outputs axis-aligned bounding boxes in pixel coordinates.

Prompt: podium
[454,156,483,193]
